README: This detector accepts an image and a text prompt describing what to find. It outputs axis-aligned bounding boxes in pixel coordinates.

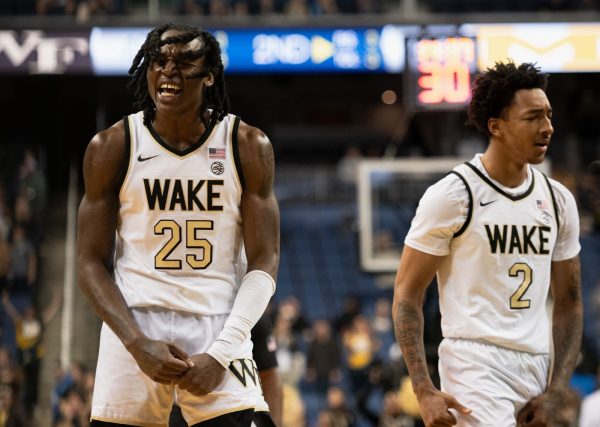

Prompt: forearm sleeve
[207,270,275,368]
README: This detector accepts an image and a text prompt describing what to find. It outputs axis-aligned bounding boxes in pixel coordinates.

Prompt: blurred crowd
[0,0,599,20]
[0,147,51,427]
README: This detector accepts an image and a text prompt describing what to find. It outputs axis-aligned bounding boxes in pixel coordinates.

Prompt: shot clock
[404,36,477,111]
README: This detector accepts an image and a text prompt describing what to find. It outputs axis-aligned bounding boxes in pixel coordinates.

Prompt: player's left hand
[175,353,226,396]
[516,388,573,427]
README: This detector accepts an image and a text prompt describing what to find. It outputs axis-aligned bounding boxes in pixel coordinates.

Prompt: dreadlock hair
[466,61,548,138]
[128,23,230,127]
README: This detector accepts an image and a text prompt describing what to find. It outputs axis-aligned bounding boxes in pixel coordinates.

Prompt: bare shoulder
[86,120,127,163]
[83,120,128,193]
[236,120,272,157]
[236,120,274,193]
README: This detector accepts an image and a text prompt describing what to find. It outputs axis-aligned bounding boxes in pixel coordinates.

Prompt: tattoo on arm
[550,257,583,390]
[394,301,431,392]
[257,143,274,198]
[567,257,581,303]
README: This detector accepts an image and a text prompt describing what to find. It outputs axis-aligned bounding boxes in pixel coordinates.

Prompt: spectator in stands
[312,0,338,14]
[0,235,9,294]
[357,356,421,427]
[579,169,600,234]
[55,385,87,427]
[17,149,47,246]
[0,346,21,393]
[282,382,306,427]
[12,197,30,236]
[7,225,36,297]
[273,314,305,387]
[51,362,94,427]
[74,0,121,21]
[284,0,309,15]
[377,390,416,427]
[334,294,362,334]
[342,315,379,393]
[2,288,61,416]
[52,361,73,424]
[0,381,27,427]
[306,319,342,394]
[36,0,76,15]
[317,386,355,427]
[370,297,395,361]
[0,186,11,242]
[278,295,311,337]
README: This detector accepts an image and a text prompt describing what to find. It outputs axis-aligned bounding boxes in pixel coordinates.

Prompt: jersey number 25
[154,219,213,270]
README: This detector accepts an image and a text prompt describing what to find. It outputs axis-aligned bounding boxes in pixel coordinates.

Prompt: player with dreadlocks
[128,23,230,128]
[78,23,280,426]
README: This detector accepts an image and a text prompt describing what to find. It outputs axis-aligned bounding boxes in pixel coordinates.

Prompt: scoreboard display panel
[404,36,477,111]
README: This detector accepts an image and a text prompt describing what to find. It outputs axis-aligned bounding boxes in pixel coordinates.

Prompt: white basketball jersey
[438,162,559,354]
[114,111,245,315]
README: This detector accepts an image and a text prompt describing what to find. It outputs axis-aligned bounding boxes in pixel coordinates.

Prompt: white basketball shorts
[438,338,550,427]
[91,307,265,426]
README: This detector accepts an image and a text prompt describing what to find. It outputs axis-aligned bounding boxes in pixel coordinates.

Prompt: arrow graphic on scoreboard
[311,35,335,64]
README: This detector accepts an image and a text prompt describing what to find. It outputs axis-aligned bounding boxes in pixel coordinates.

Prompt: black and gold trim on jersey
[448,171,473,238]
[541,174,560,233]
[117,115,132,194]
[145,116,218,157]
[231,116,245,190]
[465,162,535,201]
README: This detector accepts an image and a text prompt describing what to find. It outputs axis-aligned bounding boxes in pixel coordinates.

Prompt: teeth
[160,83,180,91]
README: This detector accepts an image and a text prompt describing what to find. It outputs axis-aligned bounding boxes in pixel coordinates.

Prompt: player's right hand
[126,337,193,384]
[418,387,471,427]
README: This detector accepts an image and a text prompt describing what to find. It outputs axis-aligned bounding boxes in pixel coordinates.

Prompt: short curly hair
[466,61,548,137]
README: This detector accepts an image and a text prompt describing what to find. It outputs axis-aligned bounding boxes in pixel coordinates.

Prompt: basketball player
[249,314,282,427]
[392,62,582,427]
[77,23,279,426]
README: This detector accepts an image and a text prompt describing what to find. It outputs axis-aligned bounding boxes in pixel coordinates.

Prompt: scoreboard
[404,36,477,111]
[3,23,600,111]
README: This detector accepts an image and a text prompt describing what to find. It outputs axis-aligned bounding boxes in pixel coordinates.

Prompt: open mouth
[158,82,182,98]
[534,142,549,154]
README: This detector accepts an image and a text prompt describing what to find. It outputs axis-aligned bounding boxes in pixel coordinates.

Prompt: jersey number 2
[509,263,532,309]
[154,219,213,269]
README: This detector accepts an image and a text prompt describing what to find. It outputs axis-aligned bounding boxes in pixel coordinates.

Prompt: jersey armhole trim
[542,173,560,233]
[231,116,245,190]
[117,115,132,196]
[448,171,472,238]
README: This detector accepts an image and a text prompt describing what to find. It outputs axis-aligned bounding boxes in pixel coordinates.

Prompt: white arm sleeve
[404,173,470,256]
[207,270,276,368]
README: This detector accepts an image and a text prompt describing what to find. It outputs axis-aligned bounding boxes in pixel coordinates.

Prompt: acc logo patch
[211,161,224,175]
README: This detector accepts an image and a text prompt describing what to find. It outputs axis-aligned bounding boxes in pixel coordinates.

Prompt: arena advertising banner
[1,23,600,75]
[0,30,90,74]
[463,23,600,73]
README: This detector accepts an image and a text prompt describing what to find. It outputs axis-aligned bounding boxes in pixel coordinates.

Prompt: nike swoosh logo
[138,154,159,162]
[480,200,498,207]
